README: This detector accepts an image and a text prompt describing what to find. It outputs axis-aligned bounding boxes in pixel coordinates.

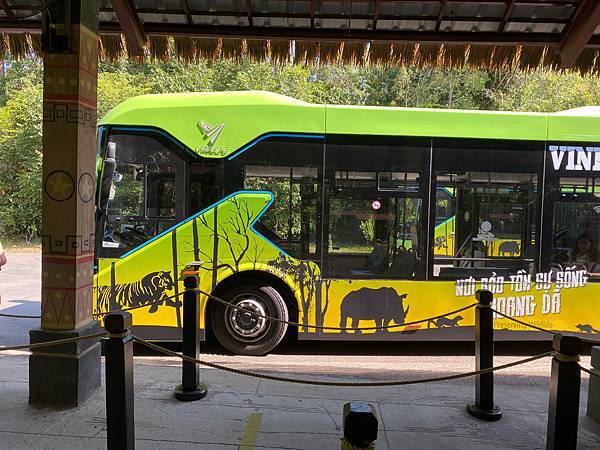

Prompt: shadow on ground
[133,336,568,358]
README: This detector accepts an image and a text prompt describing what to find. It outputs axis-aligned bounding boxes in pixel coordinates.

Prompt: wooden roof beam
[105,24,579,46]
[498,0,516,32]
[179,0,193,25]
[435,0,448,32]
[373,0,379,31]
[0,0,14,19]
[559,0,600,68]
[110,0,146,56]
[245,0,253,27]
[95,8,569,25]
[5,20,600,49]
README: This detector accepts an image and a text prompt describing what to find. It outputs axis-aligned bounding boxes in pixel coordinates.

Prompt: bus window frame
[322,135,432,280]
[429,138,545,280]
[541,142,600,276]
[225,136,325,265]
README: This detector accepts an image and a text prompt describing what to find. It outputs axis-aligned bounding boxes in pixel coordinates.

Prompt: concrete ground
[0,352,599,449]
[1,251,599,449]
[0,250,41,346]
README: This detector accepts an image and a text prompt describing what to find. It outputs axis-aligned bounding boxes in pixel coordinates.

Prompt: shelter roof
[1,1,600,71]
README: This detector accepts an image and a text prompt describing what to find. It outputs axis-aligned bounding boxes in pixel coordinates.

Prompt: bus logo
[198,120,226,146]
[548,145,600,172]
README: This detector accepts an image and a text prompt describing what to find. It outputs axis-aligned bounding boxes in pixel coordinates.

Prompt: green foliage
[0,58,43,107]
[364,67,491,109]
[97,71,151,118]
[310,66,368,105]
[359,219,375,244]
[111,171,144,217]
[139,61,212,94]
[3,54,600,241]
[0,82,43,242]
[489,70,600,112]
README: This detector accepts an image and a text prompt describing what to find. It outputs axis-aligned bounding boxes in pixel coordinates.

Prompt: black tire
[211,282,289,356]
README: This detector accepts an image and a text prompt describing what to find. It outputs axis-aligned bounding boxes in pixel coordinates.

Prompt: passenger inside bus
[561,232,600,276]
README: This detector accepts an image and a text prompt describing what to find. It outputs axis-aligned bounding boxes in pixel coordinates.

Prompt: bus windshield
[96,130,185,258]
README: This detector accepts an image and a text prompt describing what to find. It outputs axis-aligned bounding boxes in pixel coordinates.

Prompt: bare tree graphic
[183,197,256,277]
[218,197,253,272]
[268,254,319,327]
[314,279,333,333]
[249,240,265,269]
[178,196,324,330]
[321,279,333,321]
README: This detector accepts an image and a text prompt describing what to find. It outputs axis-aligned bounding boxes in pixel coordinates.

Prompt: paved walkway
[0,251,41,346]
[0,352,599,449]
[1,250,599,448]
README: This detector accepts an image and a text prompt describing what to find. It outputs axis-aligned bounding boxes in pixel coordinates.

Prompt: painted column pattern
[41,3,99,330]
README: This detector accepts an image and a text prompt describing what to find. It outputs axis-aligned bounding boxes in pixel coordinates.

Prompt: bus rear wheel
[211,282,289,356]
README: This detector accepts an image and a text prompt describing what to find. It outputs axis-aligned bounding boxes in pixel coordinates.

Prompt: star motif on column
[78,173,95,203]
[44,170,75,202]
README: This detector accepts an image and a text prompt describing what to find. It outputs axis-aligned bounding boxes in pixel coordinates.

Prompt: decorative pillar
[29,0,101,407]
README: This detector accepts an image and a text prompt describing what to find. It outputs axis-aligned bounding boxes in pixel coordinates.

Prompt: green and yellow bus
[94,91,600,355]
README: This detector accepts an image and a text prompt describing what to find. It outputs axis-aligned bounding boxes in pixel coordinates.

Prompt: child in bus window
[567,232,599,273]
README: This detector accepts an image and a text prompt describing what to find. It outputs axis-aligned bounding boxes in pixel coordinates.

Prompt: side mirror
[106,141,116,160]
[99,142,117,213]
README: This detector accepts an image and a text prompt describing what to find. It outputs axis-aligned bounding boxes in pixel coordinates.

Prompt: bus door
[94,128,220,339]
[322,136,430,280]
[319,136,431,335]
[430,139,543,281]
[536,144,600,335]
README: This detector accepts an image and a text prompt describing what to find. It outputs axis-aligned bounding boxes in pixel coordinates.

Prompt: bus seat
[367,242,388,274]
[388,248,417,278]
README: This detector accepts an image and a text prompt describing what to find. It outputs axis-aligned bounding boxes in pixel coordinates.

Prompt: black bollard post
[105,311,135,450]
[546,333,582,450]
[467,289,502,421]
[174,272,208,401]
[341,402,378,449]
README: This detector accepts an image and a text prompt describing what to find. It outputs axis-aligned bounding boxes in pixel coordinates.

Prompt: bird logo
[198,120,226,146]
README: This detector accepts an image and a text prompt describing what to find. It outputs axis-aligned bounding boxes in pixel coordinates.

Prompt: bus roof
[99,91,600,158]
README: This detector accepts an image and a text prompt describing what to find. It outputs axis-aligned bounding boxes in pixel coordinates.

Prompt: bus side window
[229,137,323,263]
[551,177,600,277]
[431,139,542,281]
[146,166,176,218]
[189,163,219,214]
[323,137,430,280]
[244,165,319,261]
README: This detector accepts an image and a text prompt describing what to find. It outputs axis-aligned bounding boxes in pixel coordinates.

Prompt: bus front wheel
[211,282,289,356]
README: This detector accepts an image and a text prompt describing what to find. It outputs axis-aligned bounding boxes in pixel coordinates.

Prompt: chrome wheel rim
[226,295,270,342]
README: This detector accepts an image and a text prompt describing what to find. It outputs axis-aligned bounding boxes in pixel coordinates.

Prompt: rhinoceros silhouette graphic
[339,287,409,333]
